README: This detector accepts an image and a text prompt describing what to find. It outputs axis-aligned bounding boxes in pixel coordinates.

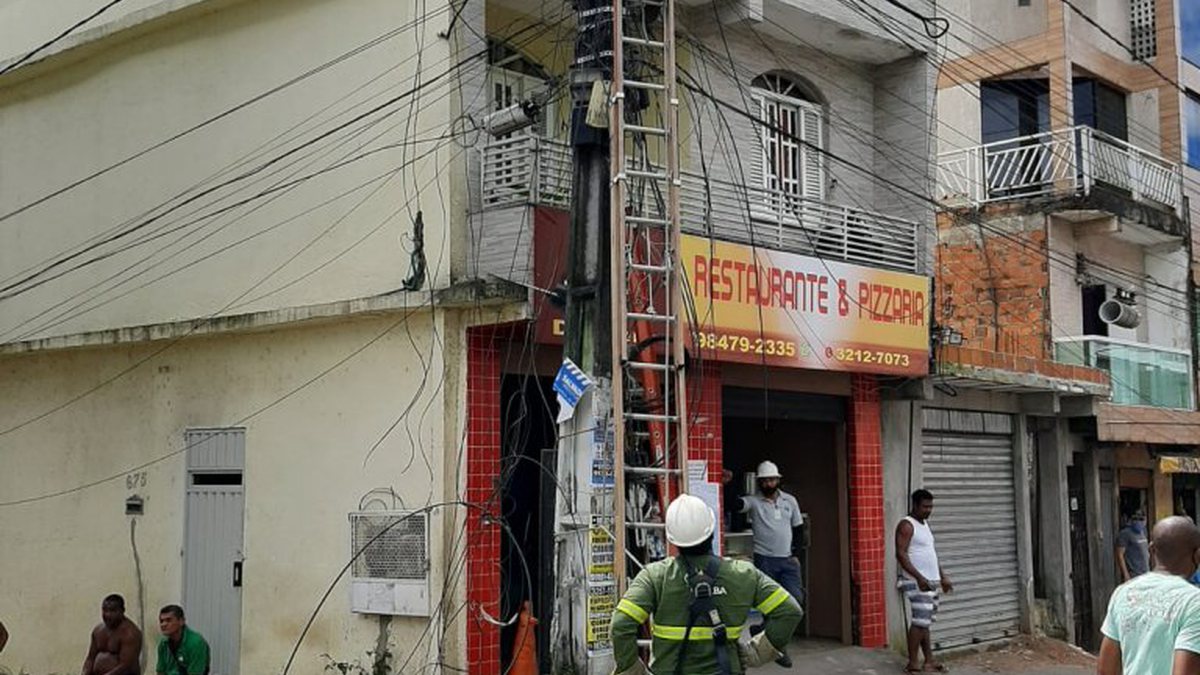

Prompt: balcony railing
[677,174,921,273]
[480,135,572,210]
[481,137,925,274]
[937,126,1184,216]
[1055,336,1194,410]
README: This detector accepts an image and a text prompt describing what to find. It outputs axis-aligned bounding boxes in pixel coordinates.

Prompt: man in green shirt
[156,605,210,675]
[611,494,803,675]
[1099,516,1200,675]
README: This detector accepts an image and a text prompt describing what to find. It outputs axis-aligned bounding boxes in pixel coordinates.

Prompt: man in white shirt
[895,489,952,674]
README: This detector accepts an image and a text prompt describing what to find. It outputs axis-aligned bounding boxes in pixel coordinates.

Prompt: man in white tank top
[895,489,953,673]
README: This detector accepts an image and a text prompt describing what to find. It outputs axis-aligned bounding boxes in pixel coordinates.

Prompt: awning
[1159,456,1200,474]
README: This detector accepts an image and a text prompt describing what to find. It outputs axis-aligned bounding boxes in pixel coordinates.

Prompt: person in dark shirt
[1116,510,1150,581]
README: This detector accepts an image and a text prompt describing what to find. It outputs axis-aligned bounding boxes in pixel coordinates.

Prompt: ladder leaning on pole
[609,0,691,594]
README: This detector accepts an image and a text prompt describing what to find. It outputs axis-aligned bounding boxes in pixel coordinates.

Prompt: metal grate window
[1130,0,1157,61]
[350,512,428,580]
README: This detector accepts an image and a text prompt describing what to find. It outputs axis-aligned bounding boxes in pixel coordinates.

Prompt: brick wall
[848,374,887,648]
[936,211,1050,359]
[466,328,502,675]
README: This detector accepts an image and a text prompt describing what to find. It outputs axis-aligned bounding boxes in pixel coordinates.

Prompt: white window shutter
[800,103,824,200]
[750,93,766,190]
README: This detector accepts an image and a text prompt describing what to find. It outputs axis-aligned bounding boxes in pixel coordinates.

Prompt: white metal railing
[678,173,922,274]
[480,138,924,274]
[480,135,572,210]
[937,126,1184,216]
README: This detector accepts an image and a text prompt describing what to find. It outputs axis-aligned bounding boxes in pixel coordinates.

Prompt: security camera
[482,101,540,137]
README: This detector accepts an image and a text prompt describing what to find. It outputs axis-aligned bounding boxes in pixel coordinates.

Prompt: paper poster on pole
[553,358,593,423]
[690,481,723,555]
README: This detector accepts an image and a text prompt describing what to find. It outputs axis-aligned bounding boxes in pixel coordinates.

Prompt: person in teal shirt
[1099,516,1200,675]
[155,605,210,675]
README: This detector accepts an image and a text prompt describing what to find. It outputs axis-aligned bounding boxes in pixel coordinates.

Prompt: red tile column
[848,374,887,648]
[686,361,723,500]
[466,327,502,675]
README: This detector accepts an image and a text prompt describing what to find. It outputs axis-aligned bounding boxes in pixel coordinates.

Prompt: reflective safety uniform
[611,553,802,674]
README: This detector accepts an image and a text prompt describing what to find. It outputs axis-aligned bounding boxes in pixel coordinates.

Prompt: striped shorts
[897,577,940,629]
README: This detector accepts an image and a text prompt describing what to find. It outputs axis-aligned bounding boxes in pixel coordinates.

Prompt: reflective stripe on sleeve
[650,624,743,641]
[756,588,790,615]
[616,599,650,624]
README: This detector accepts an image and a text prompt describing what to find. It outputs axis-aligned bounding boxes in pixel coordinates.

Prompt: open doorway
[721,388,850,644]
[1174,474,1200,521]
[499,374,556,673]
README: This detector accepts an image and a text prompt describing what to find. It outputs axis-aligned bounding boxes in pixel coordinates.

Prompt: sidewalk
[755,636,1094,675]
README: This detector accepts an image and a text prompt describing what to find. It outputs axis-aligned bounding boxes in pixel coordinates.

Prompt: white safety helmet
[756,460,782,479]
[664,494,716,547]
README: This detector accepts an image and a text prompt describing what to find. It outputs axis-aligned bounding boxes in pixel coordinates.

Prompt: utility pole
[550,0,615,673]
[551,0,688,671]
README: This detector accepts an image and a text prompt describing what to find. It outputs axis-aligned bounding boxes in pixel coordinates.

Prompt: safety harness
[674,555,733,675]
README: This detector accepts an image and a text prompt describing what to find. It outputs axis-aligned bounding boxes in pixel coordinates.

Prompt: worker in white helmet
[724,460,804,658]
[610,494,802,675]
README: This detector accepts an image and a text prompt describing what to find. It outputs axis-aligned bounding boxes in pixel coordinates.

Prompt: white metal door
[184,429,245,675]
[921,409,1020,650]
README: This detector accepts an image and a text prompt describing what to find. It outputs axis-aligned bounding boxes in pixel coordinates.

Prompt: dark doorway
[1068,463,1094,652]
[1082,285,1109,337]
[1174,474,1200,521]
[499,374,556,673]
[722,389,849,643]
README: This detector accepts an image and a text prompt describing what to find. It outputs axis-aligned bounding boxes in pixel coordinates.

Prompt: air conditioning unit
[348,511,431,616]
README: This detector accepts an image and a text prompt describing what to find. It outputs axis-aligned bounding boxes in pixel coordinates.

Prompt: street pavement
[754,640,1093,675]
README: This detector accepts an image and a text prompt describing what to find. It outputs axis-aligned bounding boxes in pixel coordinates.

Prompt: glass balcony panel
[1055,337,1194,409]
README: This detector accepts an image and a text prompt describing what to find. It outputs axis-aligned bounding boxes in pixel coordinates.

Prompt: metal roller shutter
[921,408,1021,650]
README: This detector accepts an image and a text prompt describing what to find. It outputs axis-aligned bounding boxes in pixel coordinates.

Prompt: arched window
[487,39,556,137]
[751,72,825,200]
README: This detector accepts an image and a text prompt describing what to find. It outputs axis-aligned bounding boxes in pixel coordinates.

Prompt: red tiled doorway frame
[466,327,502,675]
[848,374,887,648]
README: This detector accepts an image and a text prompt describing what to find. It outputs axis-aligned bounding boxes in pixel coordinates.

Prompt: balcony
[1055,336,1194,410]
[937,126,1185,230]
[480,136,925,274]
[480,135,572,211]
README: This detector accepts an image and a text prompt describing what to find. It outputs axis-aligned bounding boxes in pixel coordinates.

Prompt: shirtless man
[82,594,142,675]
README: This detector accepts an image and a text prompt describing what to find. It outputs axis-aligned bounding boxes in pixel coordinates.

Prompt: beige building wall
[0,0,462,344]
[0,0,226,64]
[0,312,470,675]
[941,0,1046,53]
[1073,0,1133,63]
[936,83,982,153]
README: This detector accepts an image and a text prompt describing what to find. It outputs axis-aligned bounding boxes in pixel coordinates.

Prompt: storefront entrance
[721,387,851,643]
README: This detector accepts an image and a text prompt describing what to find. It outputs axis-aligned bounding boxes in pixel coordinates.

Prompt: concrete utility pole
[550,1,616,673]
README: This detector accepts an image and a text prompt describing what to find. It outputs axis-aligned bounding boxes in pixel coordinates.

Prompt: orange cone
[509,600,539,675]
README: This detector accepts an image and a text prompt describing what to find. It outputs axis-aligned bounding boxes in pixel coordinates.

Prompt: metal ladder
[609,0,690,593]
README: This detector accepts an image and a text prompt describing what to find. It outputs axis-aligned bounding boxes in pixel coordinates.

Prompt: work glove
[738,631,782,669]
[612,659,647,675]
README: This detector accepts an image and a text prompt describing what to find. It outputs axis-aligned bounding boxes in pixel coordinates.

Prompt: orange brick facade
[936,211,1051,361]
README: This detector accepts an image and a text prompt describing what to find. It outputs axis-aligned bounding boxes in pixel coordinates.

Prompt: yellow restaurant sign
[1160,456,1200,474]
[682,235,930,376]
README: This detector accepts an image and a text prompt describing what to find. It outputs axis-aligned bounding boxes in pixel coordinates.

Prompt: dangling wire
[880,0,950,38]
